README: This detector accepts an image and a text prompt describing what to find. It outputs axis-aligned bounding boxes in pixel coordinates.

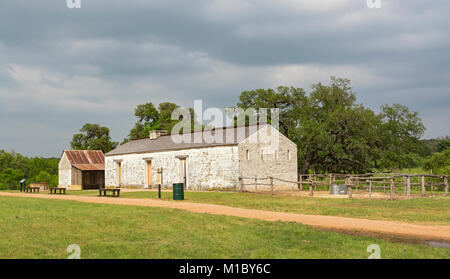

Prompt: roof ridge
[128,122,266,142]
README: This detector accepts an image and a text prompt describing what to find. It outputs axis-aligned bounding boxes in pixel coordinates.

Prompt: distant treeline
[1,77,449,189]
[0,150,58,190]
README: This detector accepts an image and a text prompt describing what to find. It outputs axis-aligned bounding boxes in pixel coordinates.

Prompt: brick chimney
[149,130,168,140]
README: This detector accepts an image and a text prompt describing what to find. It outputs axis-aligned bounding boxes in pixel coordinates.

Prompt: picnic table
[24,187,40,193]
[49,187,66,195]
[98,188,120,197]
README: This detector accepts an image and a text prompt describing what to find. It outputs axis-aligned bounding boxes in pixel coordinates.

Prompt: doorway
[147,160,152,189]
[179,158,187,189]
[117,162,122,186]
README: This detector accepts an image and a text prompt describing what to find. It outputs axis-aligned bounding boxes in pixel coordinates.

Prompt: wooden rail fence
[238,173,449,200]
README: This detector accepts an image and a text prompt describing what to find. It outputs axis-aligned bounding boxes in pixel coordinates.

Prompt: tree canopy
[423,148,450,176]
[0,150,59,189]
[236,77,426,174]
[71,123,118,153]
[125,101,198,142]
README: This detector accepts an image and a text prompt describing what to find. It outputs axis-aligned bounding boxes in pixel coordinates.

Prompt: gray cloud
[0,0,449,156]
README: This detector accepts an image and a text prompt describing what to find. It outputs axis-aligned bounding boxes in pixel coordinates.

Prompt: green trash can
[173,183,184,200]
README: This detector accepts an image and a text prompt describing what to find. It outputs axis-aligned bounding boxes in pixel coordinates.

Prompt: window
[260,150,264,161]
[246,150,250,160]
[287,150,291,161]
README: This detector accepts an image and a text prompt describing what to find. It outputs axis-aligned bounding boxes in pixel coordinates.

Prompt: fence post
[431,178,434,195]
[270,176,274,195]
[299,175,303,191]
[254,175,257,192]
[390,177,395,201]
[421,175,425,197]
[356,177,359,193]
[348,177,353,199]
[369,180,372,199]
[430,170,434,194]
[239,177,243,192]
[403,176,408,195]
[308,175,313,196]
[406,175,411,199]
[329,174,332,194]
[313,174,317,191]
[444,176,448,196]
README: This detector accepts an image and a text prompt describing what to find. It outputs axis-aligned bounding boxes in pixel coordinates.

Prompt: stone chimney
[149,130,168,140]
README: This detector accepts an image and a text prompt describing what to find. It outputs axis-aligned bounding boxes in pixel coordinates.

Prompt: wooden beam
[390,177,395,201]
[406,175,411,199]
[421,175,426,197]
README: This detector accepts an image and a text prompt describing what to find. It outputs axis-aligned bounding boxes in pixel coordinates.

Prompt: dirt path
[1,191,450,242]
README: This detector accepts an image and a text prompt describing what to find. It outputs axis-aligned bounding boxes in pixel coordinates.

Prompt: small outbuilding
[58,150,105,190]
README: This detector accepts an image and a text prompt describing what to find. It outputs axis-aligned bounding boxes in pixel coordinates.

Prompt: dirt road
[1,191,449,242]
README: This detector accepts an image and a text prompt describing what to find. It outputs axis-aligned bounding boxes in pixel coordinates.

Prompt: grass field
[0,196,449,259]
[3,189,449,225]
[50,190,450,225]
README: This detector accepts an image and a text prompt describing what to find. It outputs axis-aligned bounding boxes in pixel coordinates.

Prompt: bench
[24,187,40,193]
[98,188,120,197]
[49,187,66,195]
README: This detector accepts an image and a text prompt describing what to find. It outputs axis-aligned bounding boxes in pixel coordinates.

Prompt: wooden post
[270,177,274,195]
[329,174,332,194]
[430,170,434,194]
[308,175,313,196]
[369,180,372,199]
[239,177,243,192]
[406,175,411,199]
[345,176,349,197]
[348,177,353,199]
[421,175,425,197]
[403,176,408,195]
[356,177,359,193]
[313,174,317,191]
[299,175,303,191]
[254,175,257,192]
[444,176,448,196]
[390,177,395,201]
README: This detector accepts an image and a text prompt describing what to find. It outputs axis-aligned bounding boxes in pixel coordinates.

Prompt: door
[118,162,122,186]
[180,159,187,189]
[147,160,152,189]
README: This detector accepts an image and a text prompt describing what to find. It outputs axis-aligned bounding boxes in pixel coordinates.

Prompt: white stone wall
[238,125,298,190]
[105,145,239,190]
[58,153,72,187]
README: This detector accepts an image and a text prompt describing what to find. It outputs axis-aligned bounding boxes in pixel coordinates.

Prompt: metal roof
[64,150,105,171]
[106,124,267,156]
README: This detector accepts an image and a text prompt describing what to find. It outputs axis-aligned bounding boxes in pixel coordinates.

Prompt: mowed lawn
[0,196,449,259]
[55,190,450,225]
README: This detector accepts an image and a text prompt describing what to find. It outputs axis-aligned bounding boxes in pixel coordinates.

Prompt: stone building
[58,150,105,190]
[105,124,298,190]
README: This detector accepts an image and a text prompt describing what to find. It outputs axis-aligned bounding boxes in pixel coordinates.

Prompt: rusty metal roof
[64,150,105,171]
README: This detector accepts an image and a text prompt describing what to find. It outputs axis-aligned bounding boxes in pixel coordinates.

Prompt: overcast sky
[0,0,449,157]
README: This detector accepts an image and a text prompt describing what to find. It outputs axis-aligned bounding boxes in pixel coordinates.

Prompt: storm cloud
[0,0,449,156]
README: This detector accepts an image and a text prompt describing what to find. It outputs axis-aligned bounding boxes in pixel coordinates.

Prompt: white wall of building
[238,125,298,190]
[105,145,239,190]
[58,152,72,187]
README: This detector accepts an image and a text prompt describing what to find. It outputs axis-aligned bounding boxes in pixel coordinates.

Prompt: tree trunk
[299,150,312,174]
